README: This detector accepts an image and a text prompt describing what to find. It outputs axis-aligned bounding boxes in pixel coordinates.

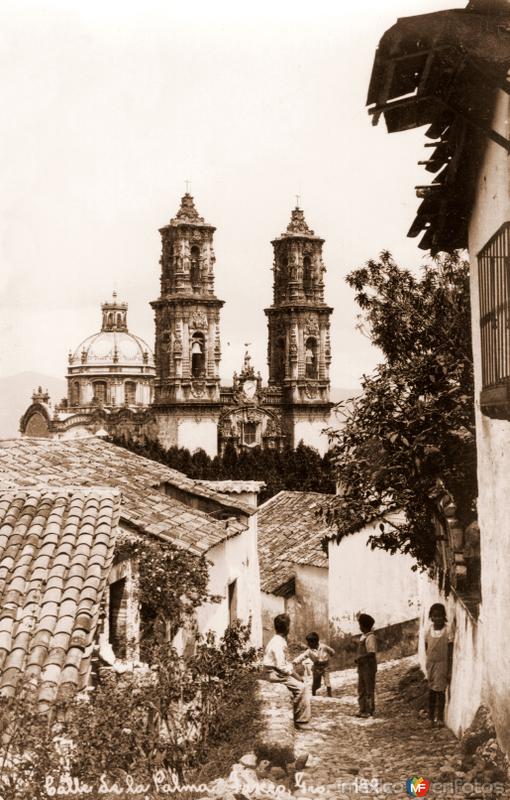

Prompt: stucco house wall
[328,523,423,637]
[467,87,510,754]
[417,576,483,738]
[292,564,328,643]
[196,516,262,647]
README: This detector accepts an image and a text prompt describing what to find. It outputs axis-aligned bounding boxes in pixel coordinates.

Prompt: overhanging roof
[367,7,510,253]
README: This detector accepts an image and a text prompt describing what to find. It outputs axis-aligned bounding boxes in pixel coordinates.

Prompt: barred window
[479,223,510,418]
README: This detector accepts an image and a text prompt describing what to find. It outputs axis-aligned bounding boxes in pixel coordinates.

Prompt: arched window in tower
[274,337,286,382]
[190,245,201,289]
[303,255,313,296]
[116,312,123,328]
[108,312,114,327]
[93,381,107,404]
[305,337,318,379]
[191,332,205,377]
[71,381,80,406]
[124,381,137,405]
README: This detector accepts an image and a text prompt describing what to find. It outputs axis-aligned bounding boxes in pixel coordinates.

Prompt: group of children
[262,602,453,727]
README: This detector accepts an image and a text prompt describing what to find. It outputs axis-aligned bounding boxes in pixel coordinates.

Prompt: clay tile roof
[0,487,120,708]
[196,480,266,494]
[0,438,246,554]
[257,491,333,595]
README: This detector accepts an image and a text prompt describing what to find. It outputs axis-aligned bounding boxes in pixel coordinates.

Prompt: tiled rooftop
[258,491,333,594]
[0,487,120,709]
[0,438,245,555]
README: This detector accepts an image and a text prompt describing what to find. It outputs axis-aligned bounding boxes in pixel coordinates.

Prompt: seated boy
[261,613,311,724]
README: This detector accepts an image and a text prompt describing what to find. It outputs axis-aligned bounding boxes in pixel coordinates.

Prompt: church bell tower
[265,205,333,450]
[265,205,332,402]
[150,193,224,454]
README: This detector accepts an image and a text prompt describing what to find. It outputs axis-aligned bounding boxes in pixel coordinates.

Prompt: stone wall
[329,617,419,670]
[254,680,295,767]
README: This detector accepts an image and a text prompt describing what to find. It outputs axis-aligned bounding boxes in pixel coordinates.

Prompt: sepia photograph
[0,0,509,797]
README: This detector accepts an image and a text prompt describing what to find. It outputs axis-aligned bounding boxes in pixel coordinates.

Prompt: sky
[0,0,465,395]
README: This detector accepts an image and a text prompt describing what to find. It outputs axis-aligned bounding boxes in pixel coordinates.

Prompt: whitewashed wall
[328,523,422,636]
[197,517,262,647]
[261,592,285,647]
[467,87,510,755]
[177,417,218,456]
[417,578,483,737]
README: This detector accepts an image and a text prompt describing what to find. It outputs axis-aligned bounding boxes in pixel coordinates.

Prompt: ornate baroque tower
[265,206,333,449]
[151,194,224,455]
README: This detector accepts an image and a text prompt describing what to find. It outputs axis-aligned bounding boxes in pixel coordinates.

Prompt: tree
[325,251,477,570]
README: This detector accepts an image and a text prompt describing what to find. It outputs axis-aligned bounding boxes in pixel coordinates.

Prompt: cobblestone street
[293,657,508,800]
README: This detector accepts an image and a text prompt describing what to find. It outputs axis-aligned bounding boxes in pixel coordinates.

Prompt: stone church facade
[20,194,333,456]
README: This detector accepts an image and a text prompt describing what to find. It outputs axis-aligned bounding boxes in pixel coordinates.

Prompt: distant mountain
[0,372,66,440]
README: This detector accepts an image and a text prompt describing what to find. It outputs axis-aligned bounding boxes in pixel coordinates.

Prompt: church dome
[69,293,155,369]
[73,329,154,367]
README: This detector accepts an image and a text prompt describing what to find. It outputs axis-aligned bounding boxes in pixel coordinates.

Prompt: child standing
[293,632,335,697]
[425,603,453,726]
[355,613,377,717]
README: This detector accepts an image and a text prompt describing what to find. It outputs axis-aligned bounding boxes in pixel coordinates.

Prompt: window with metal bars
[479,223,510,418]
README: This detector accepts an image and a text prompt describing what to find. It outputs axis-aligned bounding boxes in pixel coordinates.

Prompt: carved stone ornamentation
[289,331,298,361]
[304,315,320,336]
[190,381,206,398]
[191,312,208,331]
[305,384,318,399]
[286,208,314,236]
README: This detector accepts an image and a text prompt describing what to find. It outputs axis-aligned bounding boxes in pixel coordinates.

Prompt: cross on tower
[295,194,301,208]
[185,179,192,194]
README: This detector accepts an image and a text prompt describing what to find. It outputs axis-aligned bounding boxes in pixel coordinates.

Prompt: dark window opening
[71,381,80,406]
[305,337,318,379]
[93,381,107,404]
[190,245,201,289]
[124,381,137,405]
[109,578,127,659]
[242,421,257,445]
[274,337,285,382]
[228,579,238,626]
[303,255,313,296]
[191,332,205,377]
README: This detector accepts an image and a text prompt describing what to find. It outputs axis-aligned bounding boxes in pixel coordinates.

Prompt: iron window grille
[479,222,510,418]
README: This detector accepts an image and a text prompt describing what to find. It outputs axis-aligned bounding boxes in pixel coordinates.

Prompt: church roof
[258,491,331,595]
[0,438,248,555]
[0,486,120,710]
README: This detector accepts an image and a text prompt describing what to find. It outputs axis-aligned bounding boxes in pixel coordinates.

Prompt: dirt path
[293,656,507,799]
